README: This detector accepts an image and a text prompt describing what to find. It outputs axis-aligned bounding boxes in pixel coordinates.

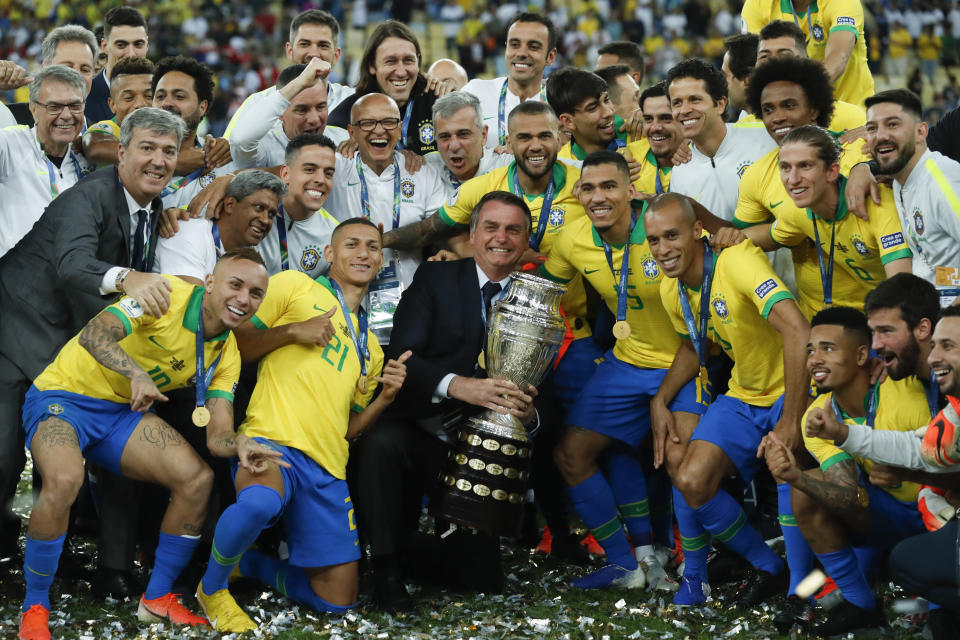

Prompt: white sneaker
[640,554,679,592]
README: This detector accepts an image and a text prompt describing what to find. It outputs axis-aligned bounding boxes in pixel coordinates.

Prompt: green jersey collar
[507,161,567,198]
[591,201,649,247]
[805,175,850,222]
[182,287,230,342]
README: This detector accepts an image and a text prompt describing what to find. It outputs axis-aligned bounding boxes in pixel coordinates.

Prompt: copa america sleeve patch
[754,278,778,299]
[117,297,144,318]
[880,231,905,249]
[836,16,856,25]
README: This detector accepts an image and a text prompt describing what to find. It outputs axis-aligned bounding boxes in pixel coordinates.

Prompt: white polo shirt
[0,125,94,257]
[152,217,224,281]
[228,89,349,170]
[424,147,514,201]
[257,206,340,278]
[461,76,547,150]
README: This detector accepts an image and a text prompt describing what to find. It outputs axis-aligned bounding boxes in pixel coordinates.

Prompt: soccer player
[86,6,149,123]
[17,249,277,640]
[461,12,556,150]
[741,0,875,108]
[543,151,706,590]
[596,41,646,87]
[229,57,349,170]
[631,83,683,196]
[82,57,156,165]
[865,89,960,290]
[195,218,411,631]
[548,67,633,161]
[594,65,643,133]
[645,194,811,607]
[762,306,929,635]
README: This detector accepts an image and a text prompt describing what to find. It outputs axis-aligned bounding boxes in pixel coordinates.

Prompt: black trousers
[0,352,28,554]
[890,519,960,610]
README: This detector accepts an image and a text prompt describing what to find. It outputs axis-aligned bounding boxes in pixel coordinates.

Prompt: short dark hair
[781,125,841,166]
[724,33,759,81]
[469,191,532,233]
[759,20,807,52]
[597,41,645,75]
[507,12,557,52]
[666,59,727,105]
[508,98,556,126]
[865,88,923,121]
[152,55,215,106]
[746,56,834,127]
[940,305,960,320]
[289,9,339,44]
[285,132,337,165]
[594,65,633,104]
[811,305,871,347]
[864,273,940,330]
[110,56,156,83]
[545,66,607,117]
[103,6,147,40]
[217,246,266,269]
[356,21,426,97]
[582,149,631,182]
[639,82,668,112]
[332,217,381,243]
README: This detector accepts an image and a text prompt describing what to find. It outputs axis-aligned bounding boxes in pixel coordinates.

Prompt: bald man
[427,59,468,91]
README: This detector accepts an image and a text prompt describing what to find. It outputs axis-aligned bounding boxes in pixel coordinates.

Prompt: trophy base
[430,416,533,538]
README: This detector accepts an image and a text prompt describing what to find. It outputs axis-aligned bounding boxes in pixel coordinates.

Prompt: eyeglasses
[351,117,401,132]
[32,100,85,115]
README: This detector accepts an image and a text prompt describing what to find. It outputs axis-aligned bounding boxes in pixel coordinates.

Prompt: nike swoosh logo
[347,180,359,186]
[148,336,169,351]
[314,305,327,312]
[584,268,601,274]
[769,201,783,209]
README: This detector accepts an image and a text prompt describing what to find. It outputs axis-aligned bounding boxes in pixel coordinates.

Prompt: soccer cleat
[673,575,709,607]
[735,568,789,607]
[581,533,606,556]
[811,599,885,637]
[814,576,845,611]
[639,554,678,592]
[570,563,646,590]
[773,595,815,633]
[18,604,50,640]
[196,582,257,632]
[137,592,209,627]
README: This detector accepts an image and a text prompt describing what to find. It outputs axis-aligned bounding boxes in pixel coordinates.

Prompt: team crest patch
[548,206,565,226]
[300,246,321,271]
[642,257,660,279]
[419,122,435,144]
[914,209,925,235]
[401,179,415,199]
[200,173,216,188]
[47,403,64,416]
[850,235,870,256]
[118,297,143,318]
[754,278,778,299]
[712,294,729,319]
[880,231,905,249]
[812,25,825,40]
[736,161,753,179]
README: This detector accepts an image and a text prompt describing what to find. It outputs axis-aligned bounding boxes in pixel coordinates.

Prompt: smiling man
[154,170,286,284]
[462,13,556,150]
[82,57,157,166]
[549,67,626,161]
[631,83,683,196]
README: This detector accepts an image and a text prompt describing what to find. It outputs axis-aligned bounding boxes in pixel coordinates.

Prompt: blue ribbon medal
[192,295,224,427]
[329,278,371,394]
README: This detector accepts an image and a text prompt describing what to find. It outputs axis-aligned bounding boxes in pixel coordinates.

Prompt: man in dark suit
[85,6,149,124]
[348,191,540,612]
[0,107,183,568]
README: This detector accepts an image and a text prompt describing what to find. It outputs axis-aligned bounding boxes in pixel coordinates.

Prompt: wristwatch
[856,486,870,508]
[115,268,132,293]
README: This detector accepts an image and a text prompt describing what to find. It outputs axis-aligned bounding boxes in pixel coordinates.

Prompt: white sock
[635,544,655,562]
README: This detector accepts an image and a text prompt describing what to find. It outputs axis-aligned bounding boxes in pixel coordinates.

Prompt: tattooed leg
[120,414,213,535]
[28,417,84,539]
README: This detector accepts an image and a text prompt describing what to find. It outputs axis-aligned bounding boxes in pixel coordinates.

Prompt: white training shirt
[424,147,514,201]
[257,206,340,278]
[228,89,349,170]
[0,124,94,257]
[152,216,224,281]
[893,148,960,284]
[461,76,546,150]
[224,82,355,141]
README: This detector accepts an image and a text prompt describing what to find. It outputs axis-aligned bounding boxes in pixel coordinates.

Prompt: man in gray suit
[0,107,185,562]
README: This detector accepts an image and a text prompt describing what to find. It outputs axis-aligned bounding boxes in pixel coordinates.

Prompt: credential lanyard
[397,100,414,151]
[329,278,369,378]
[211,223,224,258]
[677,239,715,368]
[789,0,814,44]
[510,163,555,251]
[600,211,637,329]
[356,155,401,230]
[195,296,224,412]
[276,203,289,270]
[925,372,940,417]
[830,383,878,428]
[812,214,838,306]
[497,79,546,146]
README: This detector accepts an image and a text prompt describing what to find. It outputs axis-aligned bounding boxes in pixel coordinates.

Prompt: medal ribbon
[195,295,224,413]
[925,372,940,417]
[509,163,555,251]
[812,213,838,306]
[497,79,546,146]
[397,100,414,151]
[600,211,637,332]
[830,382,878,428]
[677,239,715,402]
[276,203,289,270]
[160,167,204,198]
[789,0,815,44]
[356,154,402,230]
[211,223,224,258]
[329,278,369,379]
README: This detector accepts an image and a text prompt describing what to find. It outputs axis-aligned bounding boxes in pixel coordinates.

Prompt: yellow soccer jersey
[770,179,911,316]
[84,118,120,140]
[438,161,591,338]
[242,271,383,479]
[742,0,874,107]
[660,241,795,406]
[803,377,932,503]
[34,278,241,405]
[628,138,673,196]
[542,207,680,369]
[738,100,866,134]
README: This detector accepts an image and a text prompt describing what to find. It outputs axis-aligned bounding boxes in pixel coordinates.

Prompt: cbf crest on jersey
[419,122,435,145]
[400,178,415,199]
[300,245,322,271]
[642,257,660,280]
[913,208,925,235]
[711,292,731,322]
[812,24,825,41]
[548,206,565,227]
[736,161,753,179]
[850,234,871,256]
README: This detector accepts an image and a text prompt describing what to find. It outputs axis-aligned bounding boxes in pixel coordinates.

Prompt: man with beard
[548,67,636,161]
[762,306,929,635]
[864,89,960,289]
[229,57,349,170]
[631,83,683,196]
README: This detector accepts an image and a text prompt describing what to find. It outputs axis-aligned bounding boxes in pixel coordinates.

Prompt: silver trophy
[432,272,567,536]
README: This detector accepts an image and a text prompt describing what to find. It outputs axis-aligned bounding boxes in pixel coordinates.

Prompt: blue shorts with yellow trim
[552,336,604,412]
[22,386,144,476]
[234,438,360,568]
[567,351,708,447]
[691,394,785,483]
[856,482,924,548]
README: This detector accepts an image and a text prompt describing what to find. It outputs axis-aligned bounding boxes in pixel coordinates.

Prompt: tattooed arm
[382,213,459,251]
[78,311,167,411]
[794,459,869,531]
[204,397,288,472]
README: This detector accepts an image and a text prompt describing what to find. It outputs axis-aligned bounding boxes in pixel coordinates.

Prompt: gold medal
[357,376,369,394]
[477,351,486,369]
[612,320,631,340]
[697,365,709,404]
[192,406,211,427]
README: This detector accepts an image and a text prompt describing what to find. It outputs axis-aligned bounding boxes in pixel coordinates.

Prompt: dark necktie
[481,281,502,325]
[131,209,148,271]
